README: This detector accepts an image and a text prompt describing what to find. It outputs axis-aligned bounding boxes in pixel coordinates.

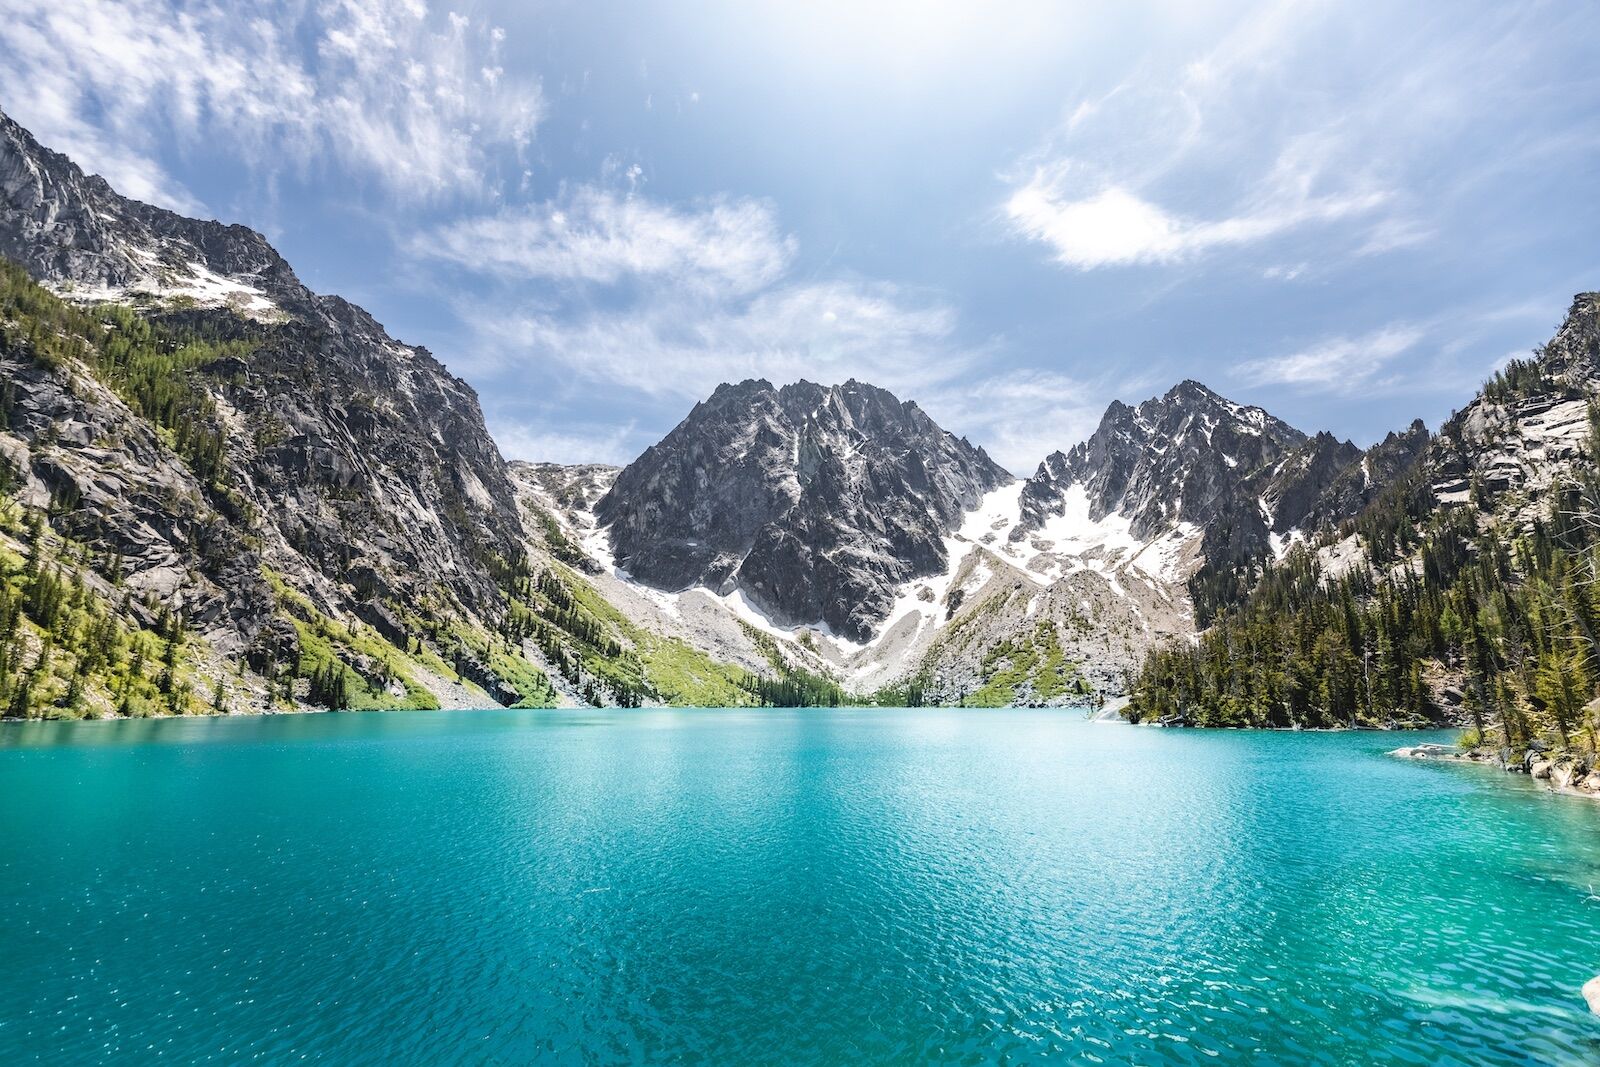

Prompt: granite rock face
[1293,420,1429,531]
[596,378,1013,641]
[1428,293,1600,513]
[0,109,299,306]
[1009,381,1435,622]
[1017,380,1308,541]
[0,105,525,674]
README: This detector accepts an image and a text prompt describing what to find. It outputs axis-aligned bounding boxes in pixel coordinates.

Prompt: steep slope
[1017,380,1308,540]
[1295,420,1430,531]
[596,378,1013,642]
[0,99,549,713]
[1130,294,1600,747]
[0,114,296,318]
[0,105,788,717]
[0,106,526,617]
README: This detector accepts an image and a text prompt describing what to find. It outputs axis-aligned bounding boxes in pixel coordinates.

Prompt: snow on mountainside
[545,383,1249,701]
[565,372,1447,703]
[538,465,1199,699]
[1021,383,1300,528]
[0,111,297,322]
[5,100,1592,717]
[0,104,567,714]
[595,378,1013,644]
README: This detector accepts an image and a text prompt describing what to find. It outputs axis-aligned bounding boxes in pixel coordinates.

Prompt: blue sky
[3,0,1597,472]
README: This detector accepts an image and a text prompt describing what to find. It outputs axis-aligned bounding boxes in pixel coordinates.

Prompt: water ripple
[1,709,1598,1064]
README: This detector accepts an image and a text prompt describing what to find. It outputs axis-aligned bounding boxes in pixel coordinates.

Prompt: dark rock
[596,378,1012,642]
[0,103,530,699]
[1017,380,1310,543]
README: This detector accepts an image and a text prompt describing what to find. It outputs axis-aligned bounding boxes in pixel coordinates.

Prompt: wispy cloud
[1238,325,1424,392]
[1000,0,1593,274]
[464,275,972,404]
[1234,289,1575,400]
[414,187,796,294]
[421,185,984,427]
[922,368,1116,475]
[0,0,543,210]
[1005,174,1382,270]
[490,418,642,467]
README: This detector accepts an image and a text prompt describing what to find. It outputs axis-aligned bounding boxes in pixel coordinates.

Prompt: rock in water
[1583,975,1600,1015]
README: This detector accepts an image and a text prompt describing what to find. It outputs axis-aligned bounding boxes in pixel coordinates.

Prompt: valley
[0,102,1595,754]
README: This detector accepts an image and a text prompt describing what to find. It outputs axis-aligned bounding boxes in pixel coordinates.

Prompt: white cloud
[468,277,971,404]
[414,188,796,294]
[998,0,1577,272]
[438,183,1004,467]
[1262,263,1309,282]
[1004,122,1389,270]
[0,0,543,210]
[423,185,981,409]
[1006,171,1383,270]
[1005,184,1176,270]
[1238,325,1424,391]
[10,81,206,212]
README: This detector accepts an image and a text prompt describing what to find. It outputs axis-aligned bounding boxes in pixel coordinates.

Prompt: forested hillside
[1130,296,1600,757]
[0,258,830,717]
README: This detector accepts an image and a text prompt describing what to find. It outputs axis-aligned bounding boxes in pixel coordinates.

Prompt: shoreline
[1391,743,1600,801]
[0,697,1121,726]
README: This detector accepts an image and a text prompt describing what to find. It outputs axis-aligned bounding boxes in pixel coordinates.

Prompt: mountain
[1129,294,1600,748]
[1296,421,1428,529]
[576,376,1370,705]
[1016,380,1307,539]
[595,378,1012,642]
[0,105,824,718]
[4,103,1593,727]
[0,104,574,714]
[1007,381,1408,628]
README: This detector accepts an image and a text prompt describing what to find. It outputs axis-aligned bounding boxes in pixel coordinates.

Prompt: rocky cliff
[3,103,1589,717]
[1128,293,1600,738]
[595,378,1012,642]
[0,105,573,715]
[1017,380,1308,539]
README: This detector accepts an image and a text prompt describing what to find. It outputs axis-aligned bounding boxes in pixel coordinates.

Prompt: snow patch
[48,254,281,321]
[573,476,1206,682]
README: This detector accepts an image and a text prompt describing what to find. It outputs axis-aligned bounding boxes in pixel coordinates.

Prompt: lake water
[2,708,1598,1064]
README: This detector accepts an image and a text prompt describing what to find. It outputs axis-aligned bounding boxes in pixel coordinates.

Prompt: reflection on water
[1,708,1597,1064]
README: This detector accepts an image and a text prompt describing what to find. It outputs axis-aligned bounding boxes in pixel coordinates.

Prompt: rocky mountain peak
[0,104,526,681]
[0,106,302,313]
[596,378,1012,642]
[1018,380,1307,539]
[1531,291,1600,385]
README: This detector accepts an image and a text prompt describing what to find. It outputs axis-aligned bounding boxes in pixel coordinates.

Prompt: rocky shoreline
[1390,742,1600,800]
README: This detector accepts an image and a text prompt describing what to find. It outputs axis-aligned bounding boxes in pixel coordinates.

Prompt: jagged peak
[706,378,777,401]
[1165,378,1223,401]
[1382,418,1429,443]
[1,102,305,316]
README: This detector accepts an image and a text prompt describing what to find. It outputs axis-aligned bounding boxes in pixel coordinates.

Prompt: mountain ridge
[595,376,1013,642]
[1,102,1592,721]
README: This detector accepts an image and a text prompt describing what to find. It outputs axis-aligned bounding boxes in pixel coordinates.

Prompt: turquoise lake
[2,708,1599,1064]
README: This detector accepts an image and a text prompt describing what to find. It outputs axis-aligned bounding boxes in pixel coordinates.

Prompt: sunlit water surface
[2,708,1599,1064]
